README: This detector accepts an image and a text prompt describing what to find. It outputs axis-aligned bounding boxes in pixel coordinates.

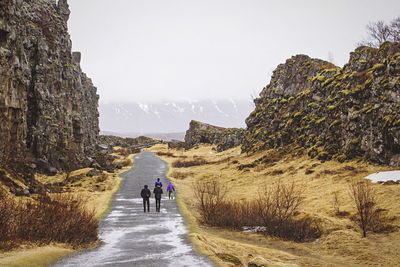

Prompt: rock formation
[185,120,244,152]
[98,135,161,153]
[244,42,400,166]
[0,0,99,173]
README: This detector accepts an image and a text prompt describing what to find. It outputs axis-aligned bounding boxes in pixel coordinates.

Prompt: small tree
[193,179,227,225]
[257,180,303,228]
[359,16,400,47]
[390,17,400,42]
[349,180,378,237]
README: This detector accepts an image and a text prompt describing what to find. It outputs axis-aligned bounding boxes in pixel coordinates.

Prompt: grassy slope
[0,153,134,267]
[150,144,400,267]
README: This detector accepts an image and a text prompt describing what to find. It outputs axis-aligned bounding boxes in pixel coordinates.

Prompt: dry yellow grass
[150,144,400,267]
[0,153,135,266]
[0,246,72,267]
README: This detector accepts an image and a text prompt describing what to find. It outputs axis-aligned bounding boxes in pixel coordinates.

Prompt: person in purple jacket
[155,178,163,188]
[167,182,175,199]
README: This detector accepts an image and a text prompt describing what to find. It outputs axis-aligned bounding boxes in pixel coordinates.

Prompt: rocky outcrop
[0,0,99,173]
[185,120,244,151]
[244,42,400,166]
[98,135,161,153]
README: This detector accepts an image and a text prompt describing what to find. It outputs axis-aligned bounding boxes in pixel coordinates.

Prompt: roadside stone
[216,253,242,266]
[248,256,269,267]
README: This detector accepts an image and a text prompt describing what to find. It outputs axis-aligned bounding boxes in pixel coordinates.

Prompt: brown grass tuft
[172,158,209,168]
[0,192,98,250]
[170,171,194,180]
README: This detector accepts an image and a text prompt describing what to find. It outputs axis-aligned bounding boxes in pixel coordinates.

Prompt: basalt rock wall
[244,42,400,166]
[185,120,245,152]
[0,0,99,173]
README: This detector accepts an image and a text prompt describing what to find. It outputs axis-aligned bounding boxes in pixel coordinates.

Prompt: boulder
[248,256,269,267]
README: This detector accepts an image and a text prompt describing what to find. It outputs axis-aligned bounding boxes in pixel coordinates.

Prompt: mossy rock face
[185,120,245,152]
[243,42,400,166]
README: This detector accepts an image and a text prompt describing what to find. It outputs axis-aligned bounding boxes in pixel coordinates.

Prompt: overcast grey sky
[67,0,399,103]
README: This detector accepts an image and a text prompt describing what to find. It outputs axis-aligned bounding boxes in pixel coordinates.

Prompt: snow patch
[365,171,400,183]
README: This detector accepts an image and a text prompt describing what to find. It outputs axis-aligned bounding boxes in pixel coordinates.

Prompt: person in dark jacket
[140,185,151,212]
[153,185,163,212]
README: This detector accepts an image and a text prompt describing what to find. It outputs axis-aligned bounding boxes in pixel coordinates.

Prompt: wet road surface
[54,152,212,267]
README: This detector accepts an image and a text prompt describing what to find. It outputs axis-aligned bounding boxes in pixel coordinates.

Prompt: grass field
[150,144,400,267]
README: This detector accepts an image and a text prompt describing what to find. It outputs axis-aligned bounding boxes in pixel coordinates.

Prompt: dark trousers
[168,191,173,199]
[143,198,150,212]
[155,197,161,212]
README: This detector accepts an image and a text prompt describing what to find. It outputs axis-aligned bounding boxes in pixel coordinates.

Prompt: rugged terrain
[152,144,400,267]
[0,0,99,176]
[244,42,400,166]
[184,120,245,152]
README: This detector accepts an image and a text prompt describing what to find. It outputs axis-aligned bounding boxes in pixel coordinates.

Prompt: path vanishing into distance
[54,152,212,267]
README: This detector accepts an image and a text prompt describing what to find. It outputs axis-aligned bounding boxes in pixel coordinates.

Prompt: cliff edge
[0,0,99,174]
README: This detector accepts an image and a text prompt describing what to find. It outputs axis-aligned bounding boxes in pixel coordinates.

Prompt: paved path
[54,152,212,267]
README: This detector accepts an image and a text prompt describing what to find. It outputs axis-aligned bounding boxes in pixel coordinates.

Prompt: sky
[67,0,399,104]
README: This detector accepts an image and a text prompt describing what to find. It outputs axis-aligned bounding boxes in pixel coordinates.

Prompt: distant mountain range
[99,99,254,139]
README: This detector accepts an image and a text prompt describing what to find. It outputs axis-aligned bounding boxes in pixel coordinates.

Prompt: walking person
[153,185,163,212]
[155,178,163,188]
[167,182,175,199]
[140,185,151,212]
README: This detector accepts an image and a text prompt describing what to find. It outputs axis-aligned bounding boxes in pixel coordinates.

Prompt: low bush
[0,192,98,249]
[156,151,176,157]
[193,180,227,224]
[172,158,208,168]
[193,180,321,242]
[349,179,394,237]
[113,147,129,156]
[170,171,193,180]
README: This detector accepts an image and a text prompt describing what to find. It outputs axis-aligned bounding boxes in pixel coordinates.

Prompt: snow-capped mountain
[99,99,254,135]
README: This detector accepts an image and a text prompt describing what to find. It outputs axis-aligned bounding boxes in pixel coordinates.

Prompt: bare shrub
[120,157,133,167]
[113,147,129,156]
[255,181,321,241]
[0,193,98,249]
[156,151,176,157]
[349,179,391,237]
[193,180,227,225]
[359,16,400,47]
[193,179,321,242]
[211,200,262,229]
[172,158,208,168]
[0,191,18,246]
[113,157,132,168]
[170,171,193,180]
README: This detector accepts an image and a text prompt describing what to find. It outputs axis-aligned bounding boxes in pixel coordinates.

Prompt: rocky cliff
[185,120,244,151]
[0,0,99,173]
[244,42,400,166]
